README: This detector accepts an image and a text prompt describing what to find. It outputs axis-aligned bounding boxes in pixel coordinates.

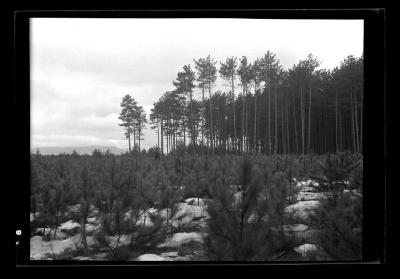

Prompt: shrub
[204,157,290,260]
[311,192,362,260]
[310,154,363,260]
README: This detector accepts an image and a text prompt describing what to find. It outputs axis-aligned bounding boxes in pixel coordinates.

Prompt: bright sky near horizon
[30,18,363,150]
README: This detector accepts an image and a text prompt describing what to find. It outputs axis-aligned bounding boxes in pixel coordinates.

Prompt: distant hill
[31,146,127,155]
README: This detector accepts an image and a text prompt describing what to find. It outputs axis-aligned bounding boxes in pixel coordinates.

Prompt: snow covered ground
[284,200,320,219]
[30,197,208,261]
[30,234,97,260]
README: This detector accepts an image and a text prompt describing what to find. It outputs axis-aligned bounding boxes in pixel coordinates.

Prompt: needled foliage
[310,152,363,260]
[204,157,292,260]
[31,150,362,261]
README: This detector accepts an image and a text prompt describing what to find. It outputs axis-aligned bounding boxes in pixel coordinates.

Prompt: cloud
[30,18,363,149]
[31,134,127,148]
[33,47,182,88]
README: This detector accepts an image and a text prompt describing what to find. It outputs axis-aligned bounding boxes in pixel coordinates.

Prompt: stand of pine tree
[149,54,363,156]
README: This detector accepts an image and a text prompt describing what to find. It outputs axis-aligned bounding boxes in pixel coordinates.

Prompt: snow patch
[284,200,320,219]
[34,227,52,236]
[34,227,68,240]
[65,204,99,218]
[294,243,318,257]
[170,203,209,227]
[247,212,269,223]
[158,232,203,248]
[72,256,93,260]
[124,208,156,227]
[66,204,81,214]
[161,251,179,257]
[294,179,319,188]
[106,234,131,248]
[283,224,309,232]
[59,220,81,234]
[85,223,100,235]
[343,189,362,197]
[136,254,166,261]
[30,234,83,260]
[30,213,38,222]
[296,191,326,201]
[233,192,242,207]
[93,253,108,260]
[87,217,98,224]
[185,198,206,206]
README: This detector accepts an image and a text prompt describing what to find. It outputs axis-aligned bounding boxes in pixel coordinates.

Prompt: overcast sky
[31,18,363,150]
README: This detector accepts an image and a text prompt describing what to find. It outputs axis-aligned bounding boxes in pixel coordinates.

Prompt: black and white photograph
[15,12,385,264]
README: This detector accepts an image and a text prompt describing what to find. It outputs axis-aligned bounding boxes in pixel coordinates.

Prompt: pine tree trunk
[308,78,312,154]
[175,123,177,151]
[232,77,236,152]
[166,206,169,234]
[172,125,174,151]
[350,88,356,153]
[336,90,338,153]
[286,94,290,154]
[300,83,304,155]
[216,108,220,150]
[264,85,267,154]
[246,92,249,153]
[209,83,214,152]
[224,110,228,152]
[254,85,257,154]
[81,203,88,250]
[202,86,205,146]
[133,129,136,150]
[281,99,284,154]
[166,133,169,154]
[53,211,59,239]
[293,90,299,154]
[190,90,194,146]
[354,88,360,153]
[161,120,164,154]
[274,86,278,154]
[183,121,186,146]
[157,123,160,149]
[361,85,363,152]
[128,132,131,152]
[242,88,245,154]
[268,85,271,154]
[339,104,343,152]
[139,128,141,150]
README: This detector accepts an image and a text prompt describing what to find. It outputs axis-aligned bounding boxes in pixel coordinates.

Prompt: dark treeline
[145,53,363,155]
